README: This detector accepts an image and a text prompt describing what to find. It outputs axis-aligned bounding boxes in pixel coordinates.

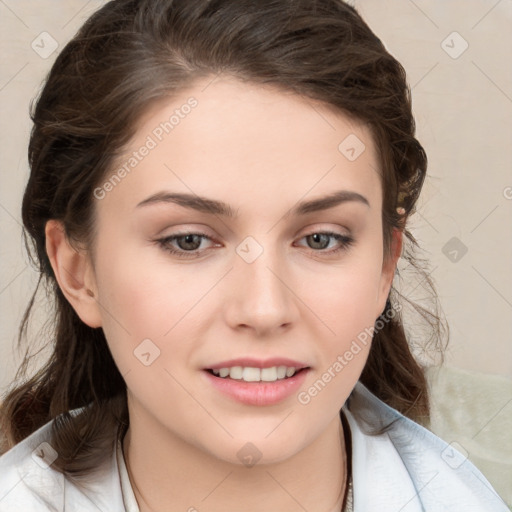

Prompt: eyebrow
[135,190,370,217]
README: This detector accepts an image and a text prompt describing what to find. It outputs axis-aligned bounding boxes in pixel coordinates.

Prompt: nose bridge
[227,235,297,332]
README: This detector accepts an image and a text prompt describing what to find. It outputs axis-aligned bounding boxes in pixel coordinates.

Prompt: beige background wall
[1,0,511,502]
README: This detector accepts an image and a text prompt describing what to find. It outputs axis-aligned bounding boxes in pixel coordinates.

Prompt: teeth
[261,367,277,381]
[218,368,230,378]
[276,365,287,379]
[242,367,260,382]
[210,365,301,382]
[286,367,296,378]
[229,366,243,380]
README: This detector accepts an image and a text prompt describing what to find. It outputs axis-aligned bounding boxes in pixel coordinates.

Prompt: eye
[296,231,354,256]
[156,230,354,259]
[156,232,216,259]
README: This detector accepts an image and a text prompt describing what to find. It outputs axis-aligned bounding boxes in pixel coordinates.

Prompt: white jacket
[0,381,508,511]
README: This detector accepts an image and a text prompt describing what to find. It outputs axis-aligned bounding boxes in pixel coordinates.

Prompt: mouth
[202,360,311,406]
[204,365,310,383]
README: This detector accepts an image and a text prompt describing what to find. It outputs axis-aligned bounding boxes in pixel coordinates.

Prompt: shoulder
[0,417,66,511]
[0,408,125,512]
[343,381,509,512]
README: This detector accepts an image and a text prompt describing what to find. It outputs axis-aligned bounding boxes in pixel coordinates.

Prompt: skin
[46,75,402,511]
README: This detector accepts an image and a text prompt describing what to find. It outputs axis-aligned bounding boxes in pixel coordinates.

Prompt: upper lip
[205,357,310,370]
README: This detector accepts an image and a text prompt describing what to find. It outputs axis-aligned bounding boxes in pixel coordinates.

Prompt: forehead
[96,75,382,218]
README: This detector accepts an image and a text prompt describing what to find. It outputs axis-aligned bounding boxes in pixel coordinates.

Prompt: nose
[223,244,299,337]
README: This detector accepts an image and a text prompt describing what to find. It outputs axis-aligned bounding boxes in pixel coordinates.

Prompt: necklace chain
[122,422,350,512]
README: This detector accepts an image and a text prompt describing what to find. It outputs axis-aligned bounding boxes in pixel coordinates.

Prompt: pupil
[181,234,200,250]
[310,233,328,249]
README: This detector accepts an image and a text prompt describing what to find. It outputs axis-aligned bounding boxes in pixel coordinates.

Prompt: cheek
[93,247,227,401]
[296,272,379,414]
[307,257,383,337]
[92,242,190,367]
[300,251,383,398]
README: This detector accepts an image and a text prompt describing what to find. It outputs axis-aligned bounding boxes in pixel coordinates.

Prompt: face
[82,75,399,464]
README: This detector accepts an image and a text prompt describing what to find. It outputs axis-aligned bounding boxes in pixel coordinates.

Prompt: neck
[123,404,348,512]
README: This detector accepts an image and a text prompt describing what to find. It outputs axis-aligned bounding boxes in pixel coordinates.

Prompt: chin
[200,430,310,468]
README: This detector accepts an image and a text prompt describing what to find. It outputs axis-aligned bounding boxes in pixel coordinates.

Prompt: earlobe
[45,219,102,328]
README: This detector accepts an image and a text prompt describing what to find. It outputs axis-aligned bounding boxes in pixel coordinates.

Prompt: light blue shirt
[0,381,508,511]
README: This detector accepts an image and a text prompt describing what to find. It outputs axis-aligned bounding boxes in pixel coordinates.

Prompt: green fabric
[426,365,512,508]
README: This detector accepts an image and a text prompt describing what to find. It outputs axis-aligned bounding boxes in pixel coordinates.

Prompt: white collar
[1,381,507,511]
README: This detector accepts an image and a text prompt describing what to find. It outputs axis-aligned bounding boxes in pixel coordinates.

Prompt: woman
[0,0,507,510]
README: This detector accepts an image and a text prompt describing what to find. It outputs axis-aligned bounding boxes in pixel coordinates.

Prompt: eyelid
[155,227,354,260]
[294,230,354,253]
[154,229,221,260]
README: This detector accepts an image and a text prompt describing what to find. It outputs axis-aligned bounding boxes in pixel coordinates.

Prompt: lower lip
[203,369,310,406]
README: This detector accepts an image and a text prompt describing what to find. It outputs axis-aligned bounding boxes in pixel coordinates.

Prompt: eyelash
[155,231,354,259]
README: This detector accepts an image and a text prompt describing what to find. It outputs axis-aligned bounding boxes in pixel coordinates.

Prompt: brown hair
[0,0,447,476]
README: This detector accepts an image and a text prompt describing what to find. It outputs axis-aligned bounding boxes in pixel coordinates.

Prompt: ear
[45,219,102,328]
[376,227,403,318]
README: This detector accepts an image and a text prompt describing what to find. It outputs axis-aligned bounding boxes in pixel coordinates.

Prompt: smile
[202,357,311,405]
[207,365,306,382]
